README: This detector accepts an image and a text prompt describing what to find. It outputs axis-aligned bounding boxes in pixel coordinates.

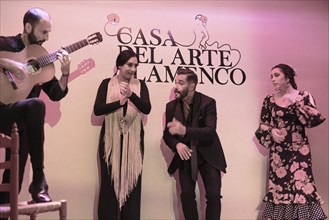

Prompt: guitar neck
[37,39,90,68]
[63,38,90,54]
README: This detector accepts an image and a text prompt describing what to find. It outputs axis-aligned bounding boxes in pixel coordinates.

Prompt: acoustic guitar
[0,32,102,104]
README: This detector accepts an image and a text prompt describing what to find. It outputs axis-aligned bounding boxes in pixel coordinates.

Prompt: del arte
[112,27,247,85]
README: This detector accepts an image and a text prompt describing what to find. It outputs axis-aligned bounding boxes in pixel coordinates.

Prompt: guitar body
[0,45,55,104]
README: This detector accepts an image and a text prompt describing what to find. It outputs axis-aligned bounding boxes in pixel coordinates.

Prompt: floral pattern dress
[255,91,327,220]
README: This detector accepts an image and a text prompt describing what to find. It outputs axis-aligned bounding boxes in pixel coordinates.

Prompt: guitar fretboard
[35,39,90,68]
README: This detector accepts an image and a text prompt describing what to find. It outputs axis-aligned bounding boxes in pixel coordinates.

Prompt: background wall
[0,1,328,219]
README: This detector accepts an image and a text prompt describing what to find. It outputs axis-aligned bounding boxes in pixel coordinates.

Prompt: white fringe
[104,76,142,209]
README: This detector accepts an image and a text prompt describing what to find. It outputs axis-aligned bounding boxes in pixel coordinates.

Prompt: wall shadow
[253,135,269,220]
[41,58,96,127]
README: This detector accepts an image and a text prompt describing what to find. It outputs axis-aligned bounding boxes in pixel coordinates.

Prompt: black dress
[94,78,151,220]
[255,91,327,220]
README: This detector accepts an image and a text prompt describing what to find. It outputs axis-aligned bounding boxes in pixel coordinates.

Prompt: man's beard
[174,89,188,100]
[28,31,45,45]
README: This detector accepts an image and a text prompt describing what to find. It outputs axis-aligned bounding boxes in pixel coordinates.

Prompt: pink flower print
[295,180,303,190]
[314,192,325,204]
[292,132,302,143]
[271,110,276,118]
[273,193,284,204]
[271,153,281,169]
[278,120,285,128]
[277,110,284,117]
[282,199,290,205]
[296,125,303,131]
[279,128,287,137]
[273,184,283,192]
[271,161,279,170]
[299,115,307,125]
[263,135,272,148]
[268,182,283,200]
[300,162,308,168]
[290,161,300,173]
[299,145,310,156]
[260,136,265,143]
[264,141,271,148]
[302,183,315,195]
[294,170,307,181]
[276,167,287,178]
[283,194,289,200]
[292,144,300,151]
[272,153,280,162]
[276,146,283,152]
[294,194,307,204]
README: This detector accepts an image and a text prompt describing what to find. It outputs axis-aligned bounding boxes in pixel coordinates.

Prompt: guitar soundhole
[27,58,41,75]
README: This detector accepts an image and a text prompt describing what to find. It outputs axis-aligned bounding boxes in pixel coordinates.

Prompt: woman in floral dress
[255,63,327,220]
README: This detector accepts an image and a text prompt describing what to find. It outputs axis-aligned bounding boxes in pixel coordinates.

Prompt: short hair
[23,7,50,27]
[272,63,297,89]
[176,68,198,85]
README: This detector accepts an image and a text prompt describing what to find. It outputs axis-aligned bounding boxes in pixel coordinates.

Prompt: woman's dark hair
[114,49,138,77]
[272,63,297,89]
[116,49,137,69]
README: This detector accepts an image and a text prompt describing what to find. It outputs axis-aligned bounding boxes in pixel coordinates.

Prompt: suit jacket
[163,91,227,175]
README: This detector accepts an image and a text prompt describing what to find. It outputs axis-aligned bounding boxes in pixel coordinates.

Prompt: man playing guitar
[0,7,71,207]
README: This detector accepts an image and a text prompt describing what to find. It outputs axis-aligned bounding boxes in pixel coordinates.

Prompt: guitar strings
[24,35,99,70]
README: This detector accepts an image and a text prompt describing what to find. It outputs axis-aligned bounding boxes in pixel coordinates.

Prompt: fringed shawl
[104,75,142,209]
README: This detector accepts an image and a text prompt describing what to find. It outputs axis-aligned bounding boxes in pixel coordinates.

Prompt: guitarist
[0,7,71,207]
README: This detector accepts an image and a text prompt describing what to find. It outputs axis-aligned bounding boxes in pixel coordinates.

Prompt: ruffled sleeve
[293,91,326,128]
[255,96,275,148]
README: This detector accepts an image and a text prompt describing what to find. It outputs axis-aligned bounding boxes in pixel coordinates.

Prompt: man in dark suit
[163,68,227,220]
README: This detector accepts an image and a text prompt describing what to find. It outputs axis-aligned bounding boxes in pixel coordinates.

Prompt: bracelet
[62,74,69,77]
